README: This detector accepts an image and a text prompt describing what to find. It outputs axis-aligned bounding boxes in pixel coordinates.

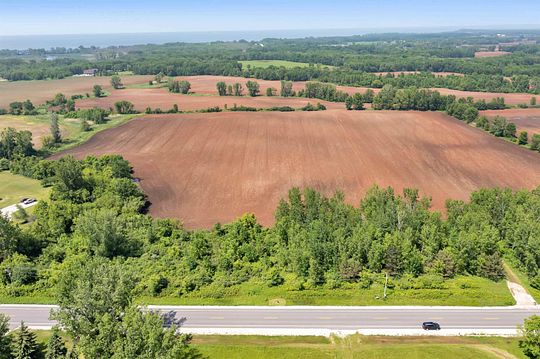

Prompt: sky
[1,0,539,36]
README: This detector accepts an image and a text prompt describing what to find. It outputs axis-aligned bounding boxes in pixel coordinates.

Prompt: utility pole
[383,272,388,300]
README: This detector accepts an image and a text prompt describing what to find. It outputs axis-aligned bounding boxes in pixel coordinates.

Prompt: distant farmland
[481,108,540,138]
[0,75,152,108]
[239,60,321,69]
[77,88,344,112]
[54,110,540,228]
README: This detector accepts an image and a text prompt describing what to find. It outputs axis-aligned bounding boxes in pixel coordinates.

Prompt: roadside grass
[0,275,514,306]
[240,60,334,69]
[138,275,514,307]
[191,335,524,359]
[0,171,50,208]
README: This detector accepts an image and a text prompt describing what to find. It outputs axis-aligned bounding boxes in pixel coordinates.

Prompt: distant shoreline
[0,26,521,50]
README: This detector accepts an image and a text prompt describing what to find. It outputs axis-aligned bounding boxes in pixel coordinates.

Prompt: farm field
[431,87,536,105]
[240,60,318,68]
[474,51,512,58]
[0,113,135,150]
[53,110,540,229]
[0,75,152,108]
[76,88,344,111]
[480,108,540,137]
[0,114,75,147]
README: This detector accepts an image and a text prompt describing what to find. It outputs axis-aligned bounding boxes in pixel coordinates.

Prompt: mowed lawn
[191,335,525,359]
[0,171,50,208]
[240,60,333,69]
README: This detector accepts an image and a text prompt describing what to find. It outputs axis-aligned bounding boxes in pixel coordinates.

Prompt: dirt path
[472,344,517,359]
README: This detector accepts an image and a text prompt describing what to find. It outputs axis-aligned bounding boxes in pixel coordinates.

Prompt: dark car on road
[422,322,441,330]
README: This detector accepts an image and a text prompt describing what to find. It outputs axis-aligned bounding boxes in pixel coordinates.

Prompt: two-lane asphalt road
[1,305,539,335]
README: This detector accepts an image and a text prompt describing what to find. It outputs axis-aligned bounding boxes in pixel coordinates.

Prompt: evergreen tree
[0,314,13,359]
[216,82,227,96]
[45,327,67,359]
[50,113,61,144]
[92,85,102,98]
[519,131,529,145]
[13,322,40,359]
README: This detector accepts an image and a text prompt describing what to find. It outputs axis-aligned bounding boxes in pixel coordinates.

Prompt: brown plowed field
[0,75,152,109]
[474,51,511,58]
[432,88,535,105]
[53,110,540,228]
[174,75,373,96]
[480,108,540,137]
[76,88,344,111]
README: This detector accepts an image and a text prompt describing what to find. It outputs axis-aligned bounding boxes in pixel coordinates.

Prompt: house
[82,68,98,76]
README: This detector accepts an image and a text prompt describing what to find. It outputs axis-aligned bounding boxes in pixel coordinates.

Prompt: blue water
[0,27,460,50]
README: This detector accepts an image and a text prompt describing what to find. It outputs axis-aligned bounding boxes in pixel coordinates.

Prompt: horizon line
[2,25,540,38]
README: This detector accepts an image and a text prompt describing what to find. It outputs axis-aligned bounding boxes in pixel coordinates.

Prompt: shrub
[358,272,373,289]
[11,265,37,285]
[114,100,135,114]
[149,275,169,296]
[265,269,285,287]
[531,274,540,289]
[268,106,295,112]
[518,131,529,145]
[199,106,222,113]
[531,134,540,151]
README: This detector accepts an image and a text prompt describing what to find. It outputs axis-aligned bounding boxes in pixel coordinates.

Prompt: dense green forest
[1,31,540,93]
[1,133,539,301]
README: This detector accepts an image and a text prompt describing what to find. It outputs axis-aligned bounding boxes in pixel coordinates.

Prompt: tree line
[1,149,539,301]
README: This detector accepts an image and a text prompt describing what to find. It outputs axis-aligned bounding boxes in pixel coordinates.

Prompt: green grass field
[0,172,50,208]
[30,332,524,359]
[191,335,525,359]
[240,60,333,69]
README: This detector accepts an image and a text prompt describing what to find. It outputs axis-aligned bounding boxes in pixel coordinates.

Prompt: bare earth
[53,110,540,228]
[480,108,540,137]
[432,88,536,105]
[76,88,344,112]
[474,51,511,58]
[0,75,152,108]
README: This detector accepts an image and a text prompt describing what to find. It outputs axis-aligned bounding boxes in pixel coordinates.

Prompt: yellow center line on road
[316,317,333,320]
[263,317,278,320]
[483,317,500,320]
[209,316,225,320]
[373,317,389,320]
